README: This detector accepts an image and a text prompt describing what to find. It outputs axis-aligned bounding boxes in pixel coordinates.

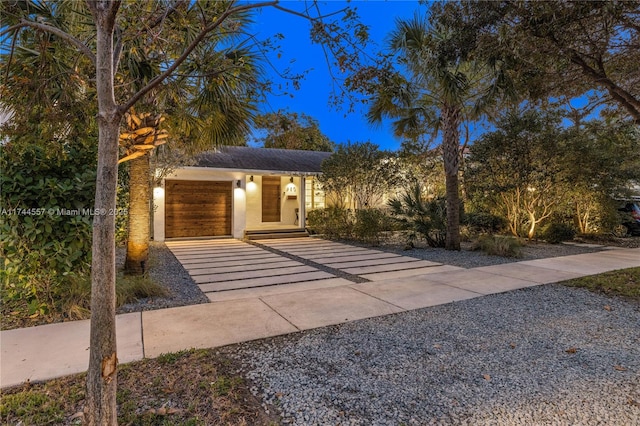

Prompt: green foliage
[0,390,65,424]
[353,208,395,246]
[463,212,507,235]
[253,110,334,152]
[0,139,96,311]
[306,207,395,244]
[210,376,243,397]
[540,222,576,244]
[319,142,401,209]
[471,235,523,258]
[389,183,448,248]
[562,267,640,299]
[306,207,354,239]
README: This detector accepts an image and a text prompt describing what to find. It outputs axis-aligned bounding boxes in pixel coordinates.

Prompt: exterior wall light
[250,175,254,182]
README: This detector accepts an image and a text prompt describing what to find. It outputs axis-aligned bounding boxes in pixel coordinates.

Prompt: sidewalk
[2,247,639,389]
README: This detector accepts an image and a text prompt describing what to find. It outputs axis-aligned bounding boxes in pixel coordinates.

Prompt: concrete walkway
[2,241,638,389]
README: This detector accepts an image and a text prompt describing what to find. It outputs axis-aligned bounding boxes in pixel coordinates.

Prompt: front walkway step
[244,229,309,240]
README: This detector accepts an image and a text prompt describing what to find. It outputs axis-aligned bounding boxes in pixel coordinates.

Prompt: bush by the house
[306,207,354,239]
[353,208,395,245]
[540,222,576,244]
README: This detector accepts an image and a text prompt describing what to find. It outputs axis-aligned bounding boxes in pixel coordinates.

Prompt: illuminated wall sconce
[250,175,254,182]
[236,180,241,188]
[290,176,294,183]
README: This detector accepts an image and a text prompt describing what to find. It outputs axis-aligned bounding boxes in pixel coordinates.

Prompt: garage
[165,180,232,238]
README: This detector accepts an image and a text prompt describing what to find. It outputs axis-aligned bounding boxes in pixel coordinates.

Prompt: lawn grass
[0,349,279,426]
[561,267,640,300]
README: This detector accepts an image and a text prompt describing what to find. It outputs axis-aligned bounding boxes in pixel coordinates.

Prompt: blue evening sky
[248,1,427,151]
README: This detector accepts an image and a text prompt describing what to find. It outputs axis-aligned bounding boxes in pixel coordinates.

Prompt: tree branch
[3,20,96,66]
[120,0,277,113]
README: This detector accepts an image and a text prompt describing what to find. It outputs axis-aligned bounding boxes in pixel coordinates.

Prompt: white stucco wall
[153,168,306,240]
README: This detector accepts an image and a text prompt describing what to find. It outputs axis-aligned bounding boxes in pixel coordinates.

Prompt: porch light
[250,175,254,182]
[236,180,241,188]
[290,176,294,183]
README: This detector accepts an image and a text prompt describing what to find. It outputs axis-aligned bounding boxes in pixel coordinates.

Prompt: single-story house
[153,146,331,240]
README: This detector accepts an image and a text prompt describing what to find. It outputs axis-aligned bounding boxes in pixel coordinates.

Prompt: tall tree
[358,7,514,250]
[466,109,565,239]
[253,109,334,151]
[319,141,400,208]
[1,1,367,423]
[462,0,640,123]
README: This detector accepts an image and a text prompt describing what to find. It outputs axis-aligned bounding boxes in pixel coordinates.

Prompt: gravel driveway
[229,284,640,425]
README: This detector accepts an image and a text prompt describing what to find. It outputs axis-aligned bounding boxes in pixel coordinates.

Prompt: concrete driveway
[253,237,455,280]
[165,239,353,302]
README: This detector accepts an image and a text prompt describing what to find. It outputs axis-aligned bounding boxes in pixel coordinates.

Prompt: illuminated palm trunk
[124,153,150,275]
[441,103,462,251]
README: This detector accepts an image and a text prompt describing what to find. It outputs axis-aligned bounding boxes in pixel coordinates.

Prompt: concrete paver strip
[192,265,317,284]
[186,259,302,276]
[179,253,280,266]
[350,279,482,311]
[312,252,401,263]
[198,271,336,292]
[260,286,405,330]
[142,299,297,358]
[182,255,283,269]
[343,260,442,275]
[326,256,428,269]
[0,313,142,389]
[206,278,353,302]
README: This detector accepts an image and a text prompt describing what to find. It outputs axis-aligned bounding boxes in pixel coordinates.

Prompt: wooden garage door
[165,180,232,238]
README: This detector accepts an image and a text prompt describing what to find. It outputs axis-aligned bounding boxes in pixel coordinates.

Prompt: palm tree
[120,24,260,275]
[367,11,513,250]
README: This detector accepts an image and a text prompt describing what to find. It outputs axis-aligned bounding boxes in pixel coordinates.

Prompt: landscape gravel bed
[117,242,209,314]
[228,285,640,425]
[342,236,607,269]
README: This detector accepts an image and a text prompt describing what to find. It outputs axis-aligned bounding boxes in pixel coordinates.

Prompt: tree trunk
[441,103,461,251]
[85,1,121,424]
[124,154,150,275]
[527,210,537,240]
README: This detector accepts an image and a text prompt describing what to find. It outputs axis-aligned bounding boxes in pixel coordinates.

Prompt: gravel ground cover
[116,242,209,314]
[345,237,607,269]
[229,285,640,425]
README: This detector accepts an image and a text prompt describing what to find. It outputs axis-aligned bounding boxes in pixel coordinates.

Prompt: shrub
[471,235,523,258]
[389,184,447,248]
[306,207,354,239]
[541,222,576,244]
[464,212,507,235]
[353,208,395,245]
[1,140,96,316]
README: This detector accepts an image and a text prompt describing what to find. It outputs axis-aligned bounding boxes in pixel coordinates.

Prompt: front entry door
[262,176,281,222]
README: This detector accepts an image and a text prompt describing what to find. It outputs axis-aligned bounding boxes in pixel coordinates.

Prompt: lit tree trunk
[527,210,537,240]
[85,1,121,424]
[124,154,150,275]
[441,103,461,251]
